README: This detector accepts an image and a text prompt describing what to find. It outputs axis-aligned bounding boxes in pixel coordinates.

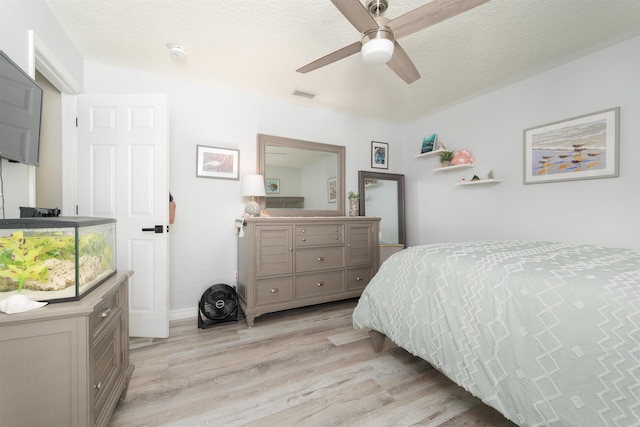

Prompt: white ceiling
[44,0,640,124]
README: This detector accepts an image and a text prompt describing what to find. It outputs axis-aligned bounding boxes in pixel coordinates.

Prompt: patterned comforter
[353,241,640,427]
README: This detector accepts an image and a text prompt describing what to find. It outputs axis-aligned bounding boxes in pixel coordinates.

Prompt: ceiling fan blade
[331,0,379,33]
[388,0,491,40]
[297,41,362,74]
[386,41,420,84]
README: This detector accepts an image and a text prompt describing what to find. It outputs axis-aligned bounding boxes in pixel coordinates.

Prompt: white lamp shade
[361,37,394,65]
[242,174,266,197]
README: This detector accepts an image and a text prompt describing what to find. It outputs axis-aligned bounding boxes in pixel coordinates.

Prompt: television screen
[0,50,43,167]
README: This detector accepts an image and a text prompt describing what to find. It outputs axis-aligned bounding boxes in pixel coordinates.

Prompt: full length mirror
[358,171,406,245]
[257,134,345,216]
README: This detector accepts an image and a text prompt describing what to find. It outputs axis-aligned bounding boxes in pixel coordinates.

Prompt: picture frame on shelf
[327,177,337,203]
[421,134,437,154]
[524,107,619,184]
[371,141,389,169]
[265,178,280,194]
[196,145,240,180]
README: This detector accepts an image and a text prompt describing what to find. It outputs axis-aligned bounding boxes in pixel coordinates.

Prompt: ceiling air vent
[293,89,316,99]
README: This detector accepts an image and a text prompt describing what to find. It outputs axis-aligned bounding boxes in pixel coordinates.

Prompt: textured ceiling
[44,0,640,124]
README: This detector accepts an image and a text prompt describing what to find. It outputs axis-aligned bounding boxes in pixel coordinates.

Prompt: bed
[352,240,640,427]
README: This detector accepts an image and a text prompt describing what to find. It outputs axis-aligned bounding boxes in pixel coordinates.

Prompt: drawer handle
[347,243,351,247]
[270,288,279,293]
[302,237,307,242]
[335,236,339,240]
[316,257,324,261]
[94,381,103,391]
[356,277,363,281]
[99,308,112,318]
[334,228,338,232]
[316,282,325,287]
[301,229,306,233]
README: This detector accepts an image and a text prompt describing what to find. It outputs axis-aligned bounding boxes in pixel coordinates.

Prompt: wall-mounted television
[0,50,43,167]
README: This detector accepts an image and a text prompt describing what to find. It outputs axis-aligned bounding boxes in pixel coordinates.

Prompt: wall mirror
[257,134,345,217]
[358,171,405,245]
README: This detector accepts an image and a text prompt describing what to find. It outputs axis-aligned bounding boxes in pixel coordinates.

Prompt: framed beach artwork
[523,107,619,184]
[371,141,389,170]
[421,134,437,154]
[196,145,240,180]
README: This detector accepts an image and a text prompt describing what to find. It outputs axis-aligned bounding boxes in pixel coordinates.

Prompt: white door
[77,94,170,338]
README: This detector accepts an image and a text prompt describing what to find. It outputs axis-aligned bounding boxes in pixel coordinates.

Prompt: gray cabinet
[0,271,134,427]
[238,217,379,326]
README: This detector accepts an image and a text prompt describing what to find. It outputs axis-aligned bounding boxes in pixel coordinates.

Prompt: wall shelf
[415,148,444,159]
[433,164,474,172]
[456,179,502,186]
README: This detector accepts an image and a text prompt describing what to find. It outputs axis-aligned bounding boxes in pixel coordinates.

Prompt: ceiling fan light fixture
[361,29,394,65]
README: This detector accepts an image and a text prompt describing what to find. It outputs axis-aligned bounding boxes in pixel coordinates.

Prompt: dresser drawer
[296,271,344,298]
[296,224,344,246]
[91,288,122,341]
[92,318,123,424]
[296,246,344,273]
[346,266,374,291]
[255,277,293,306]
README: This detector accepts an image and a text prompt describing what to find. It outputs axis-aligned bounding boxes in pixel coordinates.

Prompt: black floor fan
[198,284,243,329]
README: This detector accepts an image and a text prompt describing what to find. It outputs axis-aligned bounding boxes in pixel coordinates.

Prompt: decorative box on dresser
[0,271,134,427]
[238,217,380,326]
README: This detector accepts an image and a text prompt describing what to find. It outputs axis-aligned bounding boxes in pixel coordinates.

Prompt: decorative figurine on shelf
[348,191,360,217]
[487,170,494,180]
[438,150,455,167]
[434,142,446,152]
[451,149,475,166]
[471,175,481,181]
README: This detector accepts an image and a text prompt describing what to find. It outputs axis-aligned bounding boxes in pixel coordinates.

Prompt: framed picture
[327,177,337,203]
[524,107,619,184]
[421,134,437,154]
[371,141,388,170]
[265,178,280,194]
[196,145,239,180]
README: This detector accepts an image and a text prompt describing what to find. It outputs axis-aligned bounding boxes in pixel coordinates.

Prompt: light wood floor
[110,299,517,427]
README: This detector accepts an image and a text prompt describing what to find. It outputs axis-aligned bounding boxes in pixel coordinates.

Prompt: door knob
[142,225,164,233]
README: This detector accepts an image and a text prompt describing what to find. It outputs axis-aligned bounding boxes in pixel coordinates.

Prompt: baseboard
[169,307,197,321]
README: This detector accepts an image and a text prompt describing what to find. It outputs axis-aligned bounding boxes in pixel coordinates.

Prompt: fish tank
[0,217,116,303]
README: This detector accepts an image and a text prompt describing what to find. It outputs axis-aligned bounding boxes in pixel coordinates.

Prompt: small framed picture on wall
[371,141,388,169]
[196,145,240,180]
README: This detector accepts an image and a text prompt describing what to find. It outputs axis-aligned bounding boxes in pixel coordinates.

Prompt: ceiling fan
[297,0,490,84]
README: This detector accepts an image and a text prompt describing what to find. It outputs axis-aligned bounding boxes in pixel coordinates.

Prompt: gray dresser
[238,217,380,326]
[0,271,134,427]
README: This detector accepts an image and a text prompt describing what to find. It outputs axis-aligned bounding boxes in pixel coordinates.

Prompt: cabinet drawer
[347,266,374,291]
[296,246,344,273]
[93,318,123,424]
[256,277,293,306]
[296,271,344,298]
[92,288,122,341]
[296,224,344,246]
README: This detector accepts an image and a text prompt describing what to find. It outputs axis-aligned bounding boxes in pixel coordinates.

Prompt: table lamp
[242,174,266,217]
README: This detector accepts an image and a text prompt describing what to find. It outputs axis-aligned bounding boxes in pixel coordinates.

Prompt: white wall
[83,61,403,315]
[6,1,638,317]
[0,0,83,217]
[403,36,640,251]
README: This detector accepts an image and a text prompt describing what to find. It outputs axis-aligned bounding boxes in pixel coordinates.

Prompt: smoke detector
[166,43,186,60]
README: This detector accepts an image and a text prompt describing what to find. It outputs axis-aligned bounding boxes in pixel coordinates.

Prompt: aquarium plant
[0,229,113,292]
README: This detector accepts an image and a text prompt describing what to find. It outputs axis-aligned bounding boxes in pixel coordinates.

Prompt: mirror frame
[358,170,406,245]
[257,134,345,217]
